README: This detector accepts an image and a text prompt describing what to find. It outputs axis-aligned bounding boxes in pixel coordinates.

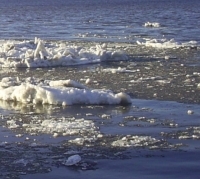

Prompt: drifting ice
[136,38,198,49]
[64,155,82,166]
[0,37,128,68]
[144,22,160,28]
[0,77,132,105]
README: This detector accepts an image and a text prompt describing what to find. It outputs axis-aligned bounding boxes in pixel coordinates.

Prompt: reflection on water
[0,100,131,115]
[0,100,57,114]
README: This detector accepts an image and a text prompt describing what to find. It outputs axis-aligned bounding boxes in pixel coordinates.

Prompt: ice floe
[144,22,160,28]
[0,77,132,105]
[64,155,82,166]
[0,37,128,68]
[136,38,198,49]
[111,135,159,147]
[102,67,138,73]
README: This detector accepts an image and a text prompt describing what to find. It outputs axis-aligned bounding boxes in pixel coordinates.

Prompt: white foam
[0,38,128,68]
[0,77,132,105]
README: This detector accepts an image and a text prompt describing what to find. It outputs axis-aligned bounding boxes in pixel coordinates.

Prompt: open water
[0,0,200,43]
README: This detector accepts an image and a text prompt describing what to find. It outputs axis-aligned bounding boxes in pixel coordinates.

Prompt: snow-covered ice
[0,37,128,68]
[0,77,132,105]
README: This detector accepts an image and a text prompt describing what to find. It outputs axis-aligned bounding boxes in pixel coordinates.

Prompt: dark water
[0,0,200,43]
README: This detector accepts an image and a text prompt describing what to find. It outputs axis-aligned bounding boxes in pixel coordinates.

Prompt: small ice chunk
[13,159,28,166]
[85,78,92,84]
[165,56,170,60]
[187,110,194,115]
[64,150,80,155]
[64,155,82,166]
[144,22,160,28]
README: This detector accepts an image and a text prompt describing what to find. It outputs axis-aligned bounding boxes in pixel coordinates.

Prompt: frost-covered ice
[0,77,132,105]
[144,22,160,28]
[137,38,198,49]
[0,37,128,68]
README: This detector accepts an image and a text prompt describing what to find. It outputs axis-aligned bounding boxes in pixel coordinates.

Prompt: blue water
[0,0,200,43]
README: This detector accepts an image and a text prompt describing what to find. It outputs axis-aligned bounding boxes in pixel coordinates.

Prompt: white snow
[0,38,128,68]
[0,77,132,106]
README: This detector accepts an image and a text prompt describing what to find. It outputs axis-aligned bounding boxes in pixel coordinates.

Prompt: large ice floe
[0,77,131,105]
[0,37,128,68]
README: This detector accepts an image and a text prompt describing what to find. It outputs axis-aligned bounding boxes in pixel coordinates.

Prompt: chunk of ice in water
[187,110,194,115]
[64,154,82,166]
